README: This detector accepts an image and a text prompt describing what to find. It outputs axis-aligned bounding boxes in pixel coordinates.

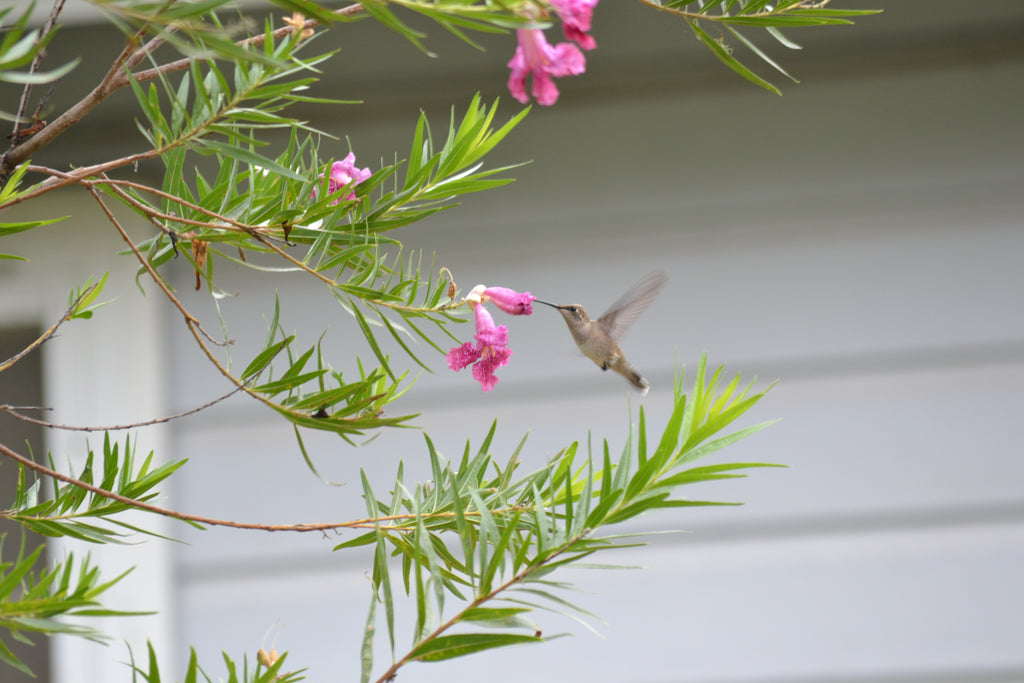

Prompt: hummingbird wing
[596,269,668,341]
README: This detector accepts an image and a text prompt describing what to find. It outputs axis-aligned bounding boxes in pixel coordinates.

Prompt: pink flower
[446,285,533,391]
[447,304,513,392]
[314,152,372,204]
[507,28,585,106]
[484,286,536,315]
[549,0,599,50]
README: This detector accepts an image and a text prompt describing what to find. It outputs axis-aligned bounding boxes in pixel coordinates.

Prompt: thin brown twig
[122,28,171,74]
[84,183,380,434]
[120,6,365,90]
[371,530,580,683]
[0,386,245,432]
[101,179,250,234]
[0,285,95,374]
[251,230,462,316]
[76,172,458,321]
[2,150,165,210]
[0,440,516,533]
[84,184,227,348]
[5,0,67,152]
[97,176,289,246]
[0,38,141,180]
[0,4,365,174]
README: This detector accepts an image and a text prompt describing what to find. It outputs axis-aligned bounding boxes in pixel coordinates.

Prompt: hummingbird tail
[616,361,650,396]
[630,371,650,396]
[606,358,651,395]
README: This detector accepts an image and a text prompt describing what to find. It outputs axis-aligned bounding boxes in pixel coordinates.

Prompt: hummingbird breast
[576,327,622,369]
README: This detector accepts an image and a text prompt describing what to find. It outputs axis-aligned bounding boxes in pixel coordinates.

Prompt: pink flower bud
[484,286,536,315]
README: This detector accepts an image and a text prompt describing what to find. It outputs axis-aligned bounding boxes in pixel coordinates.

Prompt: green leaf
[334,532,376,551]
[767,25,802,50]
[67,272,113,320]
[348,300,396,381]
[253,369,327,396]
[0,58,78,85]
[687,19,781,95]
[677,420,777,465]
[725,25,798,83]
[360,589,377,683]
[0,635,34,677]
[360,0,434,56]
[460,607,531,622]
[194,140,306,181]
[460,606,537,631]
[240,336,294,380]
[0,215,68,236]
[407,633,540,662]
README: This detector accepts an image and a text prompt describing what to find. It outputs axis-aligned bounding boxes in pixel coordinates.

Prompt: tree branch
[0,440,517,534]
[0,386,245,432]
[0,4,365,175]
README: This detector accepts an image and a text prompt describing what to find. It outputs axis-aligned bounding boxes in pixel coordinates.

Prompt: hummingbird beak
[534,299,560,309]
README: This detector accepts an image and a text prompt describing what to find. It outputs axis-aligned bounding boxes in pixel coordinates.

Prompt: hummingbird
[536,270,668,395]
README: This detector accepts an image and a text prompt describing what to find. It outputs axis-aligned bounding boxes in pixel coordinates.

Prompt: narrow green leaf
[0,57,78,84]
[195,140,305,181]
[359,0,434,56]
[407,633,540,662]
[725,25,799,83]
[0,635,34,677]
[334,531,376,551]
[688,19,781,95]
[240,336,294,380]
[348,301,396,381]
[0,215,68,236]
[460,607,531,623]
[766,25,802,49]
[677,420,777,466]
[360,590,377,683]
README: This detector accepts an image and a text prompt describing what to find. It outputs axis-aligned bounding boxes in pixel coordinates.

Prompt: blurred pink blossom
[507,28,585,106]
[313,152,371,204]
[550,0,599,50]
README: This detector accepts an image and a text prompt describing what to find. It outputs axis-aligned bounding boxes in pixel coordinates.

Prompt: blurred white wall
[2,1,1023,681]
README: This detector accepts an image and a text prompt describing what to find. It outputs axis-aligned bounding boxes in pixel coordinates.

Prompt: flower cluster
[313,153,372,204]
[447,285,536,392]
[507,0,599,106]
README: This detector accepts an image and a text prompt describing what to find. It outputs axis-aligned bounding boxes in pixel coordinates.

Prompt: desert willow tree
[0,1,876,680]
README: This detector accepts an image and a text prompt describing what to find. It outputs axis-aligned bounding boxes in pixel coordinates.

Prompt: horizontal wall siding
[164,40,1024,683]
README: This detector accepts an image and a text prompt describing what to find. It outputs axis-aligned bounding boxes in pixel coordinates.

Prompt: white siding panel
[165,62,1024,410]
[172,351,1024,568]
[0,192,178,682]
[178,522,1024,682]
[161,15,1024,683]
[173,356,1024,682]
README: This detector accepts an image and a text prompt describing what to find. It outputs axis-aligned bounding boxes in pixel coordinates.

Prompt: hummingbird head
[536,300,590,325]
